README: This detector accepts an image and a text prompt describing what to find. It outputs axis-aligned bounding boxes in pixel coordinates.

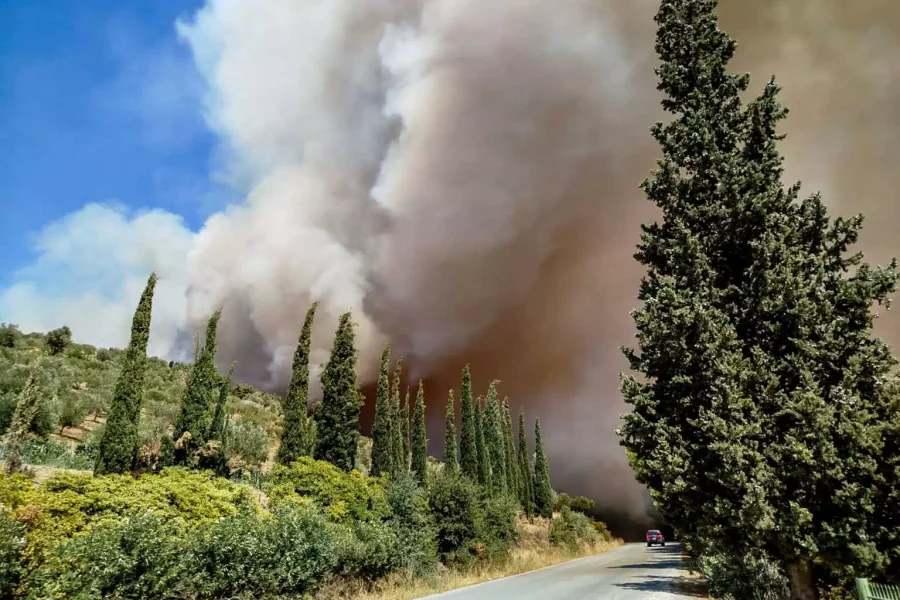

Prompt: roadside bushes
[691,547,788,600]
[0,509,25,599]
[549,506,599,551]
[427,469,482,563]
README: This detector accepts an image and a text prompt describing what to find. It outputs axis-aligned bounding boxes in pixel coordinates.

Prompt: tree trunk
[786,561,818,600]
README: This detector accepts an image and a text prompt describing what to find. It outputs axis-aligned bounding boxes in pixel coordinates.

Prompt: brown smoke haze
[171,0,900,526]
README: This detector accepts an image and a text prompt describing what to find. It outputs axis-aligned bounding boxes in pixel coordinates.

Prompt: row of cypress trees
[92,279,555,521]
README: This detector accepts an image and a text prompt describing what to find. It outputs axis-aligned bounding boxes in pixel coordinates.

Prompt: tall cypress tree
[517,409,534,516]
[617,1,900,596]
[443,389,458,472]
[474,396,490,489]
[401,388,411,469]
[532,418,553,518]
[370,343,393,477]
[3,369,40,475]
[277,303,318,466]
[458,365,478,480]
[390,360,405,475]
[314,312,361,472]
[411,381,428,485]
[502,397,518,498]
[174,309,222,464]
[484,382,507,496]
[209,362,236,443]
[95,273,157,475]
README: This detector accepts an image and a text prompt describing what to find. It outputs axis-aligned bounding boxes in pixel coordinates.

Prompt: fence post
[856,578,871,600]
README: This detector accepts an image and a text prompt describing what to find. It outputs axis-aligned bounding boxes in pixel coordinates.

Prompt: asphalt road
[421,543,703,600]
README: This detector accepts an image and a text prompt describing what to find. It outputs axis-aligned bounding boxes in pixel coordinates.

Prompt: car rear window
[649,530,661,534]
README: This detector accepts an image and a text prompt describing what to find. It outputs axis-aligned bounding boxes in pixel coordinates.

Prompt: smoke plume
[156,0,900,526]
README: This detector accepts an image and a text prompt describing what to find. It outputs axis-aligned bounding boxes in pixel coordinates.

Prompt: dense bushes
[0,509,24,599]
[266,456,389,523]
[549,506,599,551]
[691,547,789,600]
[427,468,482,563]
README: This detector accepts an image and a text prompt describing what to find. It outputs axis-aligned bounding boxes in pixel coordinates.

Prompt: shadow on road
[613,544,684,570]
[615,575,708,597]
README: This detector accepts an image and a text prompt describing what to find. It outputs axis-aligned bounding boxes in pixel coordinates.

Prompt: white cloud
[0,204,194,358]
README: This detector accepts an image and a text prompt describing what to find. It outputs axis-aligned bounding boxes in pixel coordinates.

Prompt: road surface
[422,543,703,600]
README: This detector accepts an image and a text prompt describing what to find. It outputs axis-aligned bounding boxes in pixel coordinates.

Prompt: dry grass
[316,516,623,600]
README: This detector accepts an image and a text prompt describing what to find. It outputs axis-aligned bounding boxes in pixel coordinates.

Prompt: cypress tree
[95,272,157,475]
[502,397,518,498]
[484,382,507,496]
[390,360,405,475]
[443,389,458,471]
[411,381,428,485]
[208,362,236,442]
[314,312,361,471]
[532,418,553,517]
[458,365,478,480]
[370,343,393,477]
[3,369,40,475]
[401,388,411,469]
[617,1,900,595]
[474,396,490,489]
[174,309,222,464]
[277,302,318,466]
[517,409,534,516]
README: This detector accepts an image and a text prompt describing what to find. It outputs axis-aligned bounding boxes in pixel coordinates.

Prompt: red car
[646,530,665,547]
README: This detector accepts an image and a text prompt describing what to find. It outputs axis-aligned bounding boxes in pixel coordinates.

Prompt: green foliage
[474,397,490,490]
[554,493,595,515]
[0,324,20,349]
[401,388,411,472]
[355,435,373,476]
[458,365,478,482]
[0,467,256,567]
[46,326,72,356]
[371,344,393,477]
[277,303,318,466]
[266,456,389,523]
[691,546,789,600]
[517,409,534,516]
[2,369,41,474]
[390,360,405,476]
[174,310,222,464]
[28,514,186,600]
[532,419,553,518]
[549,506,598,551]
[411,382,428,485]
[314,312,361,472]
[0,508,25,599]
[443,390,457,472]
[501,398,518,503]
[386,472,437,575]
[208,362,235,443]
[481,495,519,558]
[618,0,900,593]
[427,468,481,564]
[95,273,157,475]
[484,382,507,497]
[223,418,270,466]
[6,438,95,471]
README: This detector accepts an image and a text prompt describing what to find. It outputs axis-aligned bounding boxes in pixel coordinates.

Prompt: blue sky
[0,0,221,287]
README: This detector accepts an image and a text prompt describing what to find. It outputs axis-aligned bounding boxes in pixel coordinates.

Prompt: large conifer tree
[502,397,518,498]
[3,369,40,475]
[532,419,553,518]
[458,365,478,480]
[411,381,428,485]
[484,382,507,496]
[517,410,534,516]
[208,362,236,443]
[370,344,393,477]
[314,312,361,471]
[390,360,405,475]
[618,1,899,596]
[443,390,458,471]
[95,273,157,475]
[401,388,411,469]
[174,309,222,464]
[277,303,318,465]
[474,396,490,489]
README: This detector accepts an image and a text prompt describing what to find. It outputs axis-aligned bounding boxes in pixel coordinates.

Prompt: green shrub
[0,325,20,349]
[591,519,613,542]
[266,457,389,523]
[554,493,595,515]
[386,473,436,575]
[27,515,186,600]
[8,439,93,470]
[224,418,270,466]
[46,327,72,356]
[481,495,519,558]
[427,469,481,564]
[692,547,788,600]
[549,506,598,551]
[188,505,348,598]
[0,467,257,566]
[0,508,25,599]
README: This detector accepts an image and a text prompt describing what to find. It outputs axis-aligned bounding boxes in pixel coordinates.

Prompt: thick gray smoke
[173,0,900,525]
